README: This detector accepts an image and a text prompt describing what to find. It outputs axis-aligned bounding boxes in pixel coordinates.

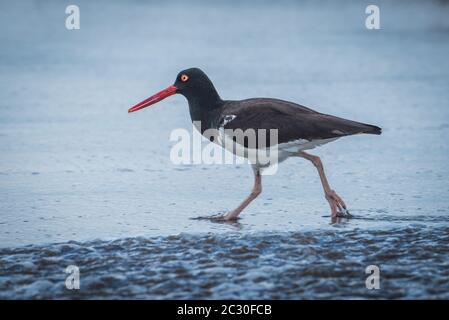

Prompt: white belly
[216,130,339,168]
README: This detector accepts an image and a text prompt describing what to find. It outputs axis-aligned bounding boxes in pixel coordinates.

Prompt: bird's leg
[296,151,350,218]
[213,168,262,221]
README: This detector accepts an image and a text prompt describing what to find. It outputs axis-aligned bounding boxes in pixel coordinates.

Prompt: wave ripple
[1,226,448,299]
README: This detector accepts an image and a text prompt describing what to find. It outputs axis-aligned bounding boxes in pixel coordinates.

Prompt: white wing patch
[222,114,237,127]
[217,115,237,147]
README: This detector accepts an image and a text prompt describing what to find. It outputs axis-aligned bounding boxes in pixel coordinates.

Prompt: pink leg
[213,169,262,221]
[297,151,349,218]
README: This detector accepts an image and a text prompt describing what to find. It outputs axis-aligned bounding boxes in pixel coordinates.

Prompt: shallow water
[1,225,448,299]
[1,0,449,299]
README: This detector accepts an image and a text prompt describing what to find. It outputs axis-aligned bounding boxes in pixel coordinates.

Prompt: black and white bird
[129,68,381,221]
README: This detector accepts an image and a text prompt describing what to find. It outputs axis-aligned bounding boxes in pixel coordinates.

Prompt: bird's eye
[180,74,189,82]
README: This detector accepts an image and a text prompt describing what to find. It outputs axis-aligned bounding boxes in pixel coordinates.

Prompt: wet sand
[1,224,448,299]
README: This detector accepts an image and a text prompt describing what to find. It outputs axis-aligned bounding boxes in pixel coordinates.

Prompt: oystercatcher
[129,68,381,221]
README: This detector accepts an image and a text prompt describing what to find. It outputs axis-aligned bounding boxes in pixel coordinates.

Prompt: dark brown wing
[219,98,381,146]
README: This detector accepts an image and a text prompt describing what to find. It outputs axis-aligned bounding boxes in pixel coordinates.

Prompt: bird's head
[128,67,221,113]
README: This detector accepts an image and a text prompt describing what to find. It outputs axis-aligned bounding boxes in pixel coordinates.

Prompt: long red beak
[128,85,177,113]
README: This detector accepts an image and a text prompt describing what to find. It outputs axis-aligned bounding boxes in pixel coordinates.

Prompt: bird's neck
[187,88,223,125]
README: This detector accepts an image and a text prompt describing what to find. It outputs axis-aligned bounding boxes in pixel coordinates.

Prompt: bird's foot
[335,210,353,218]
[326,190,352,218]
[193,212,240,222]
[210,212,239,222]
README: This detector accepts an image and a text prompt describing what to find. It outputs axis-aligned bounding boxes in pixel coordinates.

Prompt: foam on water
[1,225,448,299]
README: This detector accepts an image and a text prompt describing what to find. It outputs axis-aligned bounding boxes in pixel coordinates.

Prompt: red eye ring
[181,74,189,82]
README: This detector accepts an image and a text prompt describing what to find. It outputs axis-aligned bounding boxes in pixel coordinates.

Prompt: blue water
[0,0,448,299]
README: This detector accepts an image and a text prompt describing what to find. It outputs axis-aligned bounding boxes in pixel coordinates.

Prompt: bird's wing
[219,98,381,147]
